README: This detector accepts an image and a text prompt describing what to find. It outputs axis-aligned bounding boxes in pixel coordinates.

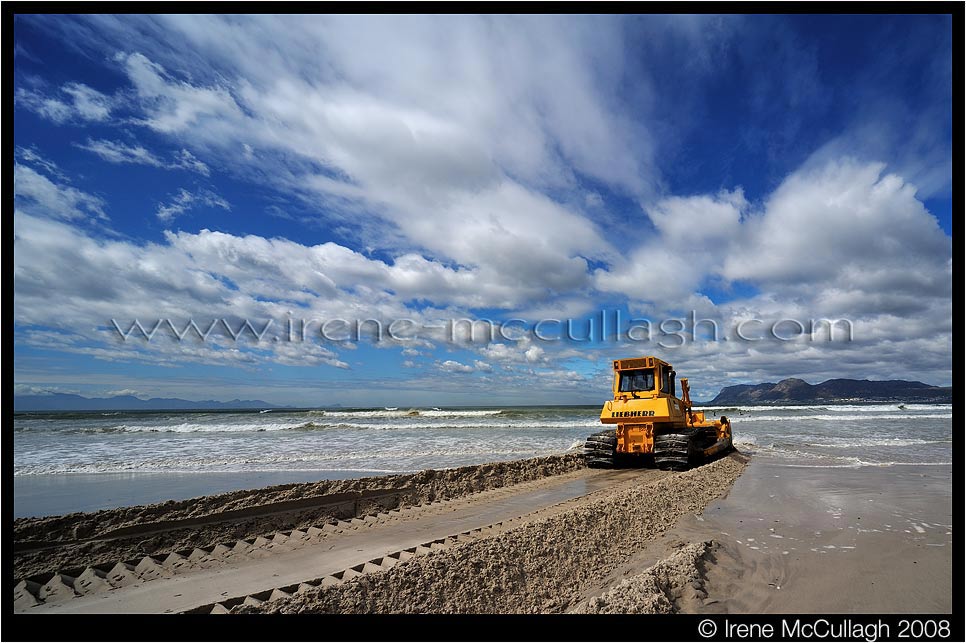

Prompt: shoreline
[13,469,406,519]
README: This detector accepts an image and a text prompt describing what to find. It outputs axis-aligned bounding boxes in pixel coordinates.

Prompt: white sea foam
[733,413,951,422]
[89,417,600,433]
[781,461,953,469]
[114,421,314,433]
[314,409,504,418]
[806,437,951,448]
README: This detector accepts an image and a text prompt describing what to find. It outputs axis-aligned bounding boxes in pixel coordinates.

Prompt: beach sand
[13,451,952,614]
[669,458,953,613]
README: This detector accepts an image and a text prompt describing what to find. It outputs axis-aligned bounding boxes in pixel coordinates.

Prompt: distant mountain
[708,378,952,405]
[13,393,284,412]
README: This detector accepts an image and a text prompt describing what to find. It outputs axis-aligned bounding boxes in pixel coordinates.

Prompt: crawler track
[653,431,694,470]
[583,430,617,468]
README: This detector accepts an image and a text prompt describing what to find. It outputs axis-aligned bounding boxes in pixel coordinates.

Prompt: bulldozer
[584,356,733,470]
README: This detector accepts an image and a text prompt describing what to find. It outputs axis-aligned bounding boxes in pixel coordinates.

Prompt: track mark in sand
[17,467,652,614]
[239,454,749,615]
[14,488,415,553]
[187,532,488,614]
[191,471,672,615]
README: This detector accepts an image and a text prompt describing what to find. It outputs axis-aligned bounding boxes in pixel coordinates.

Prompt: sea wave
[53,418,600,433]
[781,461,953,469]
[305,409,505,419]
[736,439,951,467]
[806,437,952,448]
[733,413,952,422]
[13,444,551,475]
[111,422,314,433]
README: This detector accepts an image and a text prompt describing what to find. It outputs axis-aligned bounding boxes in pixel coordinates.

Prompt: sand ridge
[14,454,584,580]
[236,453,749,614]
[573,541,716,614]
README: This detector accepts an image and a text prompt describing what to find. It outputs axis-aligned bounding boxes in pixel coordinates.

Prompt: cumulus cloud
[595,189,746,303]
[438,360,475,374]
[480,336,552,366]
[13,201,514,371]
[723,159,950,293]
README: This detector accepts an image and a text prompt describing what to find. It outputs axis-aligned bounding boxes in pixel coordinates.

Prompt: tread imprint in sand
[14,465,653,612]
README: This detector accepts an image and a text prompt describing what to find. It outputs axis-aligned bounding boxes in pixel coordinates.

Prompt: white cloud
[175,149,210,175]
[14,163,107,221]
[14,384,80,396]
[438,360,474,373]
[15,88,72,122]
[722,158,950,294]
[16,146,68,180]
[595,189,746,303]
[99,16,653,191]
[44,21,636,311]
[77,139,211,176]
[62,82,113,120]
[157,188,230,221]
[122,51,246,134]
[106,388,146,398]
[12,204,492,371]
[480,336,551,366]
[16,82,114,123]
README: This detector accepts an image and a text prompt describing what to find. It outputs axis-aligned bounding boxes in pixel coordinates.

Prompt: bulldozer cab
[613,357,676,400]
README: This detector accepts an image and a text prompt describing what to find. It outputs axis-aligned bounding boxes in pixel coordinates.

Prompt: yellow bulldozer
[584,356,734,470]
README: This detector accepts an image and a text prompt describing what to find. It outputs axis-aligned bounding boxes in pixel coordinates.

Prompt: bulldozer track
[14,487,414,552]
[583,430,617,468]
[16,467,660,614]
[187,520,525,614]
[653,432,694,471]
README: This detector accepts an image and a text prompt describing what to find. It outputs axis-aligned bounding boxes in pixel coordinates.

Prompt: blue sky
[13,14,952,405]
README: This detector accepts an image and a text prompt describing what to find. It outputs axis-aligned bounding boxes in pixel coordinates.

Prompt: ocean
[13,404,952,517]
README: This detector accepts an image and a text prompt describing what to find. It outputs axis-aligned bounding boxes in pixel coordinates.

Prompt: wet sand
[13,470,395,519]
[665,458,953,613]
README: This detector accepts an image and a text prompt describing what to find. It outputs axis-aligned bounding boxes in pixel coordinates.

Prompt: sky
[12,14,953,406]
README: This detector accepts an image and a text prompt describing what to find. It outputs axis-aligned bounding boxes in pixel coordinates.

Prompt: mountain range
[707,378,951,405]
[13,393,282,412]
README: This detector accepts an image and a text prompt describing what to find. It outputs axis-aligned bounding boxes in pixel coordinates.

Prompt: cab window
[619,369,655,392]
[660,368,677,396]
